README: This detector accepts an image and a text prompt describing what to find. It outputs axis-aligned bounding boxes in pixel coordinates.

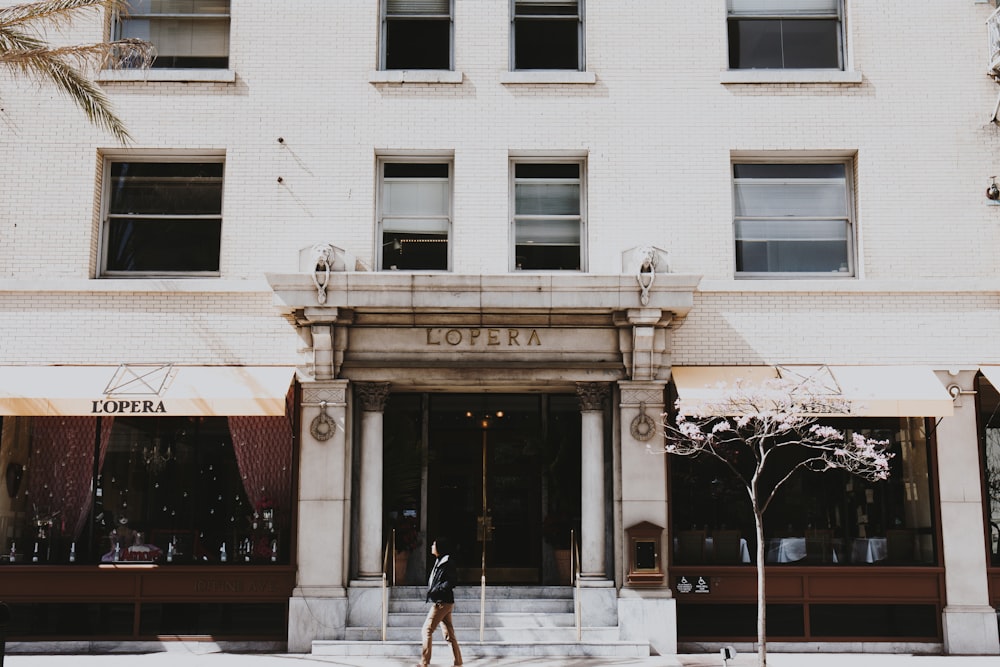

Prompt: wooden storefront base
[670,566,945,642]
[0,565,295,640]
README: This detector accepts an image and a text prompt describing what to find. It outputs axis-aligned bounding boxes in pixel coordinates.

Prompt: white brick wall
[2,1,1000,367]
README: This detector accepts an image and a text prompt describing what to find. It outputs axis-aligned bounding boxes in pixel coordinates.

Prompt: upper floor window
[511,0,584,71]
[727,0,843,70]
[117,1,231,69]
[511,160,585,271]
[733,160,854,277]
[381,0,453,70]
[378,160,452,271]
[101,158,224,276]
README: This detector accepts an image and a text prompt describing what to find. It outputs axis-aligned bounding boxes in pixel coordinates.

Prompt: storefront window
[1,415,293,565]
[976,375,1000,567]
[670,416,936,566]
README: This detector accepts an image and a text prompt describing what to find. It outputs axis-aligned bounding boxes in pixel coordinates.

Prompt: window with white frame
[378,160,452,271]
[101,158,224,276]
[511,1,584,71]
[381,0,453,70]
[727,0,843,70]
[733,160,854,276]
[116,1,231,69]
[511,160,585,271]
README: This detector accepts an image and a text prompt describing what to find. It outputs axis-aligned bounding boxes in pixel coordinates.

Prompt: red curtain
[27,416,114,540]
[227,392,294,514]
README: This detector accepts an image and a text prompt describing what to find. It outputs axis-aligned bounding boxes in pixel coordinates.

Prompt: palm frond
[0,0,125,29]
[0,1,152,144]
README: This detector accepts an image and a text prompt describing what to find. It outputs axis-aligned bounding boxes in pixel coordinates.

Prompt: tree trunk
[754,507,767,667]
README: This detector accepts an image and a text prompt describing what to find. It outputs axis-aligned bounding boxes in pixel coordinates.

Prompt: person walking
[419,537,462,667]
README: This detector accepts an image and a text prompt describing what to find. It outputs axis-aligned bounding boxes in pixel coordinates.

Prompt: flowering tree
[0,0,154,144]
[659,377,893,667]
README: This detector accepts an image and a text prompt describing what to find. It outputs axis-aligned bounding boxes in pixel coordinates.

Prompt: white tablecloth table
[765,537,839,563]
[850,537,888,563]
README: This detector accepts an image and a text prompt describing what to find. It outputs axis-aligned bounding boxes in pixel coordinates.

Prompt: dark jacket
[426,553,456,603]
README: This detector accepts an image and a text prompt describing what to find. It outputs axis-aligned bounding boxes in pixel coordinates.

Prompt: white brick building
[1,0,999,657]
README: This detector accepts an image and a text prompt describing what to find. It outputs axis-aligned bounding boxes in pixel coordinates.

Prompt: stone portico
[268,267,699,655]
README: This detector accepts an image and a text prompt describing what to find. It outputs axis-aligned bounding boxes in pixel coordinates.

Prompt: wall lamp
[987,177,999,201]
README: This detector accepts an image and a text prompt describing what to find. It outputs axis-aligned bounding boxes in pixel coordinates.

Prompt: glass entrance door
[427,394,545,584]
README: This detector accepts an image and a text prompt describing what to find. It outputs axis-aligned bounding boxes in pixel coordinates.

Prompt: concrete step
[383,611,577,628]
[389,598,573,614]
[390,585,574,600]
[344,625,621,642]
[312,639,651,659]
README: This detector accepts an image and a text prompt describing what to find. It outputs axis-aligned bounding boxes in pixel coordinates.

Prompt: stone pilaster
[936,371,1000,655]
[288,380,349,651]
[355,382,390,580]
[576,382,610,580]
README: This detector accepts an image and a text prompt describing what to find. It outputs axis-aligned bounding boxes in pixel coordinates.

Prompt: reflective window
[727,0,843,70]
[512,1,583,71]
[512,161,585,271]
[378,161,451,271]
[670,417,937,566]
[117,1,231,69]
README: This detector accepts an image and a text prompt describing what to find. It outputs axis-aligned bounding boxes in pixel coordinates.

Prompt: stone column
[288,380,349,652]
[577,382,609,578]
[936,370,1000,655]
[355,381,391,580]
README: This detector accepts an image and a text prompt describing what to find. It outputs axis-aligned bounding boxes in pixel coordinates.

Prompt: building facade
[0,0,999,656]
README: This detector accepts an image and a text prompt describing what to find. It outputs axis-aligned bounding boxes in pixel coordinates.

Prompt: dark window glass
[677,604,803,638]
[385,19,451,69]
[381,231,449,270]
[513,1,581,70]
[106,162,223,274]
[140,603,286,636]
[975,375,1000,566]
[729,18,840,69]
[384,163,449,178]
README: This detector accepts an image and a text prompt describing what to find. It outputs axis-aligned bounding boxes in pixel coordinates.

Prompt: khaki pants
[421,601,462,666]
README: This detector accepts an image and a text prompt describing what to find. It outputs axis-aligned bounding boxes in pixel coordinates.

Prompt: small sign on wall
[675,575,710,594]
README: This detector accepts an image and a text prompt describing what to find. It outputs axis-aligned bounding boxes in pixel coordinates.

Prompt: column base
[942,605,1000,655]
[618,588,677,656]
[576,578,618,627]
[287,591,348,653]
[347,579,388,628]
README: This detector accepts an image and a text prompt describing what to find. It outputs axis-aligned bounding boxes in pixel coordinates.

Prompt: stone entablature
[266,272,701,386]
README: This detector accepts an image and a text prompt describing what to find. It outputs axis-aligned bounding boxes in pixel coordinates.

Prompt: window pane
[782,19,841,69]
[387,0,449,15]
[734,181,847,217]
[133,1,231,15]
[515,218,581,244]
[106,218,221,272]
[109,162,223,215]
[514,243,581,271]
[514,18,579,70]
[728,0,838,16]
[515,183,580,215]
[385,19,450,69]
[729,17,840,69]
[515,1,579,17]
[382,231,448,270]
[728,19,782,69]
[384,180,449,217]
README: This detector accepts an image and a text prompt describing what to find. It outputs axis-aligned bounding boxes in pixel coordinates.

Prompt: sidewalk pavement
[4,648,1000,667]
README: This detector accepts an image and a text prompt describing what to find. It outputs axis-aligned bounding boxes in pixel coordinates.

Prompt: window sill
[500,71,597,85]
[368,70,463,84]
[720,70,863,85]
[97,69,236,83]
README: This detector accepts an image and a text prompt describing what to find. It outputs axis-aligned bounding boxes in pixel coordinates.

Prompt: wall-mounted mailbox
[626,521,664,586]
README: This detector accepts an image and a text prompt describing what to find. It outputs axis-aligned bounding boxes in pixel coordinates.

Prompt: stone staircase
[311,585,650,659]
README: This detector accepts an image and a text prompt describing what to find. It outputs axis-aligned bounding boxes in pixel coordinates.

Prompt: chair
[675,530,706,565]
[711,530,742,565]
[886,529,916,563]
[804,529,833,564]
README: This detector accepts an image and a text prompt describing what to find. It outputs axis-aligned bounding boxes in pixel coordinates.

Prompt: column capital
[355,382,391,412]
[576,382,610,412]
[301,380,349,407]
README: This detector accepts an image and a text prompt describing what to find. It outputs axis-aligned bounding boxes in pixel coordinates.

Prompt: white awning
[0,365,295,417]
[672,365,953,417]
